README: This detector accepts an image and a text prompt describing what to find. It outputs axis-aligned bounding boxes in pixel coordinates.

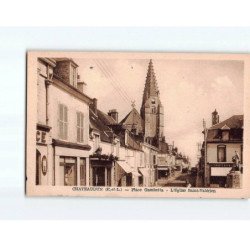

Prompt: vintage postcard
[26,51,250,198]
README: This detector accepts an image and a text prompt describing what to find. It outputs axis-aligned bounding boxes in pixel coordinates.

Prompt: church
[118,59,174,185]
[120,59,166,149]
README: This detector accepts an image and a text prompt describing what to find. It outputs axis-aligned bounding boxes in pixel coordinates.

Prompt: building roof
[209,115,243,130]
[52,75,93,104]
[97,109,117,125]
[119,108,143,133]
[158,141,169,154]
[89,109,118,143]
[206,115,243,142]
[118,130,143,152]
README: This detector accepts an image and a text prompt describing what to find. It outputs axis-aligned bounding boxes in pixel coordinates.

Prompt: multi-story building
[203,110,243,187]
[36,57,188,188]
[119,59,186,187]
[89,100,142,187]
[36,58,92,186]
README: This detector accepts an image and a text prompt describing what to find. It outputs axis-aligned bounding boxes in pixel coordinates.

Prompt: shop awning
[117,161,133,173]
[139,168,150,177]
[117,161,141,176]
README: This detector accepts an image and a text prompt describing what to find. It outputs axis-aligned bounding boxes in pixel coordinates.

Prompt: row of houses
[197,109,243,188]
[35,57,190,187]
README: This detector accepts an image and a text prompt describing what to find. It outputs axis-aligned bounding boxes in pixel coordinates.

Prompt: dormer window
[221,124,230,141]
[222,131,229,141]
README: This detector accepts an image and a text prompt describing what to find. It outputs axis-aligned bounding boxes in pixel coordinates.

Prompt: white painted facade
[36,58,91,187]
[207,143,243,164]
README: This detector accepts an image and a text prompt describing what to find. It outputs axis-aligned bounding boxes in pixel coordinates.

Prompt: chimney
[108,109,118,123]
[212,109,219,126]
[90,98,98,115]
[54,59,78,86]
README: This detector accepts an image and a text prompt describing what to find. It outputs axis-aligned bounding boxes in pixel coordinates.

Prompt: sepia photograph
[26,52,250,198]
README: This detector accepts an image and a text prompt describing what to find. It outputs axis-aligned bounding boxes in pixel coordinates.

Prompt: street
[163,171,197,187]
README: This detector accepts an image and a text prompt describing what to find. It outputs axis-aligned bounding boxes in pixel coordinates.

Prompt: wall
[50,84,89,144]
[207,143,243,163]
[37,60,47,125]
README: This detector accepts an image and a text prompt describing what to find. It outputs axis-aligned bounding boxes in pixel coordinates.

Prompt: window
[217,145,226,162]
[222,131,229,141]
[80,158,86,186]
[59,104,68,140]
[153,155,156,165]
[60,157,77,186]
[77,112,84,143]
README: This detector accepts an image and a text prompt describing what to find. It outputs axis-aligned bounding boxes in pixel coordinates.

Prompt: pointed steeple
[141,59,159,116]
[139,59,165,145]
[142,59,159,102]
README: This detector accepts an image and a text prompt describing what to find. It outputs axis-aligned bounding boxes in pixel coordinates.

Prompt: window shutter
[81,113,84,143]
[59,104,63,139]
[64,106,68,123]
[64,106,68,140]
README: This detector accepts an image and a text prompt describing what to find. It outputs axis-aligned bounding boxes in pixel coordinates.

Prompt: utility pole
[203,119,208,187]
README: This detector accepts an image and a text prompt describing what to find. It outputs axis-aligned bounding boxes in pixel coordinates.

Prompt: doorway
[36,150,41,185]
[93,167,105,186]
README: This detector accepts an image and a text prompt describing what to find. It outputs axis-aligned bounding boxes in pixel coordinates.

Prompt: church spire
[140,59,164,145]
[142,59,159,104]
[141,59,159,115]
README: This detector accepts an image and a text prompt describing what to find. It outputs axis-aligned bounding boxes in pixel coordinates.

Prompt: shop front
[90,160,113,186]
[36,124,52,185]
[155,166,170,186]
[53,139,91,186]
[138,167,150,186]
[116,161,141,187]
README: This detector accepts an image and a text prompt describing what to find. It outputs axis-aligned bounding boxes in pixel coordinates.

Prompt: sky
[74,58,244,165]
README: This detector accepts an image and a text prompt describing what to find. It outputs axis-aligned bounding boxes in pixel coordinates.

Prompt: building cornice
[207,140,243,144]
[52,139,91,151]
[38,57,56,67]
[52,75,93,105]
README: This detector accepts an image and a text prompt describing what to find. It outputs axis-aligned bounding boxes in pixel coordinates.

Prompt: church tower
[140,59,164,145]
